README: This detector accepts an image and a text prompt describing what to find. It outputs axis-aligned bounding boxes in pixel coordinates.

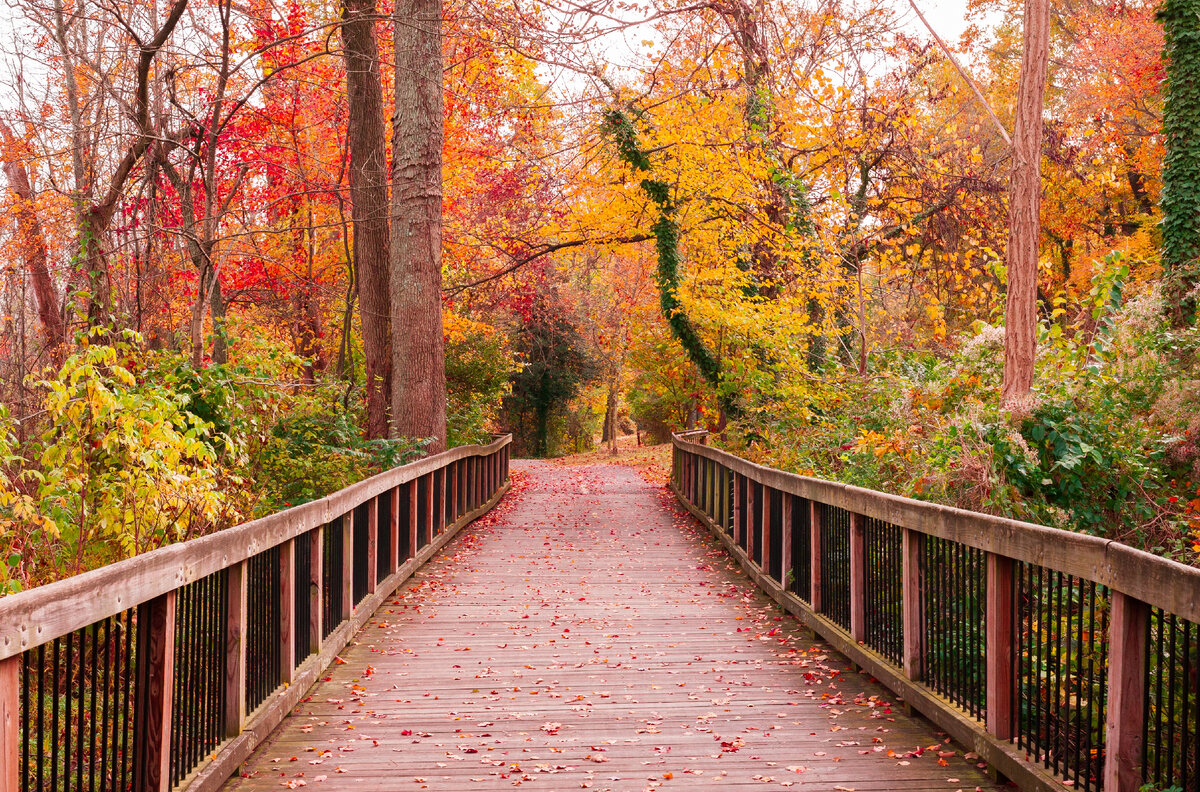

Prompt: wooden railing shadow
[671,430,1200,792]
[0,435,512,792]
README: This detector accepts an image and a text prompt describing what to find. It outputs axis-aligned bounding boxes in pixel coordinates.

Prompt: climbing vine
[600,107,736,417]
[1159,0,1200,325]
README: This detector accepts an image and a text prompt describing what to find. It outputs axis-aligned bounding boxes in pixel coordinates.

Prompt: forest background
[0,0,1198,591]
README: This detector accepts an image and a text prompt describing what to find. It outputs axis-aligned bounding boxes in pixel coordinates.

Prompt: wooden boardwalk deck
[224,460,1003,792]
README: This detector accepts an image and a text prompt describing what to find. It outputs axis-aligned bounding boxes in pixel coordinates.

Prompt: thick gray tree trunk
[1002,0,1050,408]
[342,0,393,438]
[390,0,447,451]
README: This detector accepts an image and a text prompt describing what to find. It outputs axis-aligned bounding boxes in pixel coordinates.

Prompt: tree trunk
[210,274,227,364]
[391,0,447,452]
[342,0,393,439]
[294,284,324,385]
[1001,0,1050,408]
[189,262,214,368]
[0,125,65,349]
[603,374,619,454]
[1159,0,1200,327]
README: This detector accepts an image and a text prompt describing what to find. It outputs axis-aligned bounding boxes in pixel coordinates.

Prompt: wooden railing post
[746,481,757,560]
[389,487,400,571]
[224,561,246,737]
[761,487,772,575]
[714,464,722,524]
[691,453,697,504]
[366,498,378,594]
[280,538,295,684]
[0,655,16,792]
[341,518,353,615]
[849,513,865,643]
[685,453,692,502]
[409,479,419,553]
[780,495,793,590]
[309,526,323,652]
[134,590,176,792]
[985,552,1014,740]
[731,472,741,544]
[706,459,714,518]
[424,473,435,544]
[1104,591,1149,792]
[901,528,923,680]
[810,501,822,611]
[720,466,728,530]
[450,463,459,524]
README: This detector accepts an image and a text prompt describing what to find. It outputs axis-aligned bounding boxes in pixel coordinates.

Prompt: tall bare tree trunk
[342,0,393,439]
[603,373,619,455]
[1001,0,1050,408]
[0,124,65,349]
[391,0,447,451]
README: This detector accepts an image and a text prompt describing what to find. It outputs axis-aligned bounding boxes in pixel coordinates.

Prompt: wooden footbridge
[1,432,1198,792]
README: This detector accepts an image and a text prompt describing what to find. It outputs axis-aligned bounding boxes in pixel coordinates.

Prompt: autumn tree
[392,0,448,450]
[1159,0,1200,326]
[1002,0,1050,407]
[342,0,393,438]
[0,122,64,349]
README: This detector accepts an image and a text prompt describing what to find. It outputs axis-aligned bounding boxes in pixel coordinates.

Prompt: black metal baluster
[40,648,48,792]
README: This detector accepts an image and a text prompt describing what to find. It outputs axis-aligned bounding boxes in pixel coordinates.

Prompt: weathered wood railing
[672,431,1200,792]
[0,435,512,792]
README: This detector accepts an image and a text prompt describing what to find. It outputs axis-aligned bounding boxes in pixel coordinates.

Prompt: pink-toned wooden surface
[225,461,1000,792]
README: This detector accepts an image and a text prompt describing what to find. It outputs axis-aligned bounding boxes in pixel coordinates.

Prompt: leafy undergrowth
[719,273,1200,564]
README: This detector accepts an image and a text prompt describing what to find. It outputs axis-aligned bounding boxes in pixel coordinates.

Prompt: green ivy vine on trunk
[601,107,737,418]
[1159,0,1200,326]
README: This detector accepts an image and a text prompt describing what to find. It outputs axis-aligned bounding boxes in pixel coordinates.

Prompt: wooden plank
[902,528,924,680]
[760,485,772,576]
[985,552,1013,740]
[672,479,1062,792]
[780,494,793,591]
[746,480,757,561]
[0,656,18,792]
[225,561,247,737]
[389,486,400,571]
[309,527,323,653]
[228,464,1000,792]
[731,472,741,545]
[425,473,435,547]
[279,538,295,684]
[135,591,176,792]
[187,480,511,792]
[366,497,378,594]
[810,500,822,612]
[1104,591,1149,792]
[849,512,865,643]
[441,466,449,534]
[409,479,419,557]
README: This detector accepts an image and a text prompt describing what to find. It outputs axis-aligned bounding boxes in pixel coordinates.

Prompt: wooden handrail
[670,432,1199,792]
[0,435,513,792]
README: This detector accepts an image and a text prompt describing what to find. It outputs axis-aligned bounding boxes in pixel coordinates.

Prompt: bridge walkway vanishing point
[225,461,1001,792]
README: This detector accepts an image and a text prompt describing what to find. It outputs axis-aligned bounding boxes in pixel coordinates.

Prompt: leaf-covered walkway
[224,460,1001,791]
